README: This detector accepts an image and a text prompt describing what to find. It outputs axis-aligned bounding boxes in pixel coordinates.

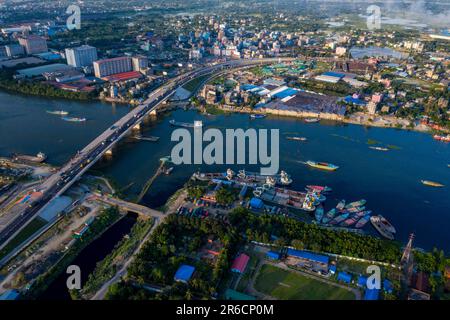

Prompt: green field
[0,216,48,260]
[182,74,210,92]
[254,264,355,300]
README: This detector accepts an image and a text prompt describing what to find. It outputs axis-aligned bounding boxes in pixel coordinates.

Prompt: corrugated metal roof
[231,253,250,273]
[286,249,329,264]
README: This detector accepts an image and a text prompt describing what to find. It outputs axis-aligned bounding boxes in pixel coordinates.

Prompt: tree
[291,239,305,250]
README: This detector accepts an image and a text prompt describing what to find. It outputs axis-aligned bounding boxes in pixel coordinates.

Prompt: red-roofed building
[231,253,250,274]
[102,71,143,83]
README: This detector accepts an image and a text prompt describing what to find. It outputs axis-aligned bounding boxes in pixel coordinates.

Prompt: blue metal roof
[273,88,298,99]
[364,288,380,300]
[286,249,329,264]
[323,71,345,79]
[337,272,352,284]
[174,264,195,282]
[344,96,367,106]
[266,251,280,260]
[249,197,264,209]
[0,289,20,300]
[358,275,368,287]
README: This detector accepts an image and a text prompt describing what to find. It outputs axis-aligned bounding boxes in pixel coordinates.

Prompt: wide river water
[1,91,449,252]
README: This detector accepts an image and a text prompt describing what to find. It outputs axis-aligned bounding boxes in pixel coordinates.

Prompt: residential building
[131,55,148,72]
[5,44,25,57]
[93,56,132,78]
[65,45,98,68]
[18,35,48,54]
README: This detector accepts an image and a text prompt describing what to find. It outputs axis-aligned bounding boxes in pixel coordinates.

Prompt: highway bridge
[92,194,163,218]
[0,57,293,251]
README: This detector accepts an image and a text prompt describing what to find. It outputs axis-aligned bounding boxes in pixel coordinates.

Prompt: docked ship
[306,161,339,171]
[321,208,337,224]
[250,114,266,119]
[306,185,332,193]
[433,134,450,142]
[345,199,366,209]
[421,180,445,187]
[253,186,316,212]
[286,136,307,141]
[336,199,346,211]
[169,119,203,128]
[62,116,86,122]
[46,110,69,116]
[341,215,360,227]
[13,152,47,163]
[355,215,371,229]
[329,212,350,225]
[370,215,396,240]
[315,206,324,222]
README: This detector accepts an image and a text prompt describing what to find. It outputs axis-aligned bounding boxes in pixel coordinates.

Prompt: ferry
[315,206,324,222]
[345,199,366,209]
[370,215,396,240]
[336,199,346,211]
[170,119,203,128]
[250,114,266,119]
[13,152,47,163]
[62,116,86,122]
[47,110,69,116]
[321,208,337,224]
[304,118,320,123]
[369,146,389,151]
[355,215,371,228]
[306,161,339,171]
[254,186,316,212]
[286,136,307,142]
[433,134,450,142]
[421,180,445,187]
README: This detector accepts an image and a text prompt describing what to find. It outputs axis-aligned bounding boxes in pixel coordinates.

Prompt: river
[1,91,449,253]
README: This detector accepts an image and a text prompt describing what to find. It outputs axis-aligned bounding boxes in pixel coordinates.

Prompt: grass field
[0,216,48,260]
[182,74,210,92]
[254,264,355,300]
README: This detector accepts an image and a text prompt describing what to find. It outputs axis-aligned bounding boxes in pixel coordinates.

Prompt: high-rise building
[131,55,148,72]
[65,45,98,68]
[93,57,132,78]
[5,44,25,57]
[18,35,48,54]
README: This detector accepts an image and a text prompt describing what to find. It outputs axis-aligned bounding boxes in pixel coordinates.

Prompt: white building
[65,45,98,68]
[93,56,132,78]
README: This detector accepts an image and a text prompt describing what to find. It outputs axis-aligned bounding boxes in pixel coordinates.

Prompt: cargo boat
[345,199,366,209]
[250,114,266,119]
[254,186,316,212]
[370,215,396,240]
[345,206,365,213]
[286,136,307,141]
[62,116,86,122]
[336,199,346,211]
[329,213,350,225]
[341,215,359,227]
[46,110,69,116]
[169,119,203,128]
[421,180,445,187]
[306,161,339,171]
[321,208,337,224]
[315,206,324,222]
[304,118,320,123]
[13,152,47,163]
[194,169,292,186]
[355,215,371,228]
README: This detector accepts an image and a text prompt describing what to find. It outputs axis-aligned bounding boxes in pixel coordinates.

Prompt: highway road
[0,58,293,252]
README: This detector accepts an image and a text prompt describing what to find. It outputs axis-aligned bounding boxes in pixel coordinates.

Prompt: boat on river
[304,118,320,123]
[12,152,47,163]
[47,110,69,116]
[286,136,307,141]
[250,114,266,119]
[345,199,366,209]
[306,161,339,171]
[369,146,389,151]
[433,134,450,142]
[421,180,445,187]
[321,208,337,224]
[306,185,332,193]
[170,119,203,128]
[62,116,86,122]
[329,213,350,225]
[253,186,316,212]
[336,200,346,211]
[355,215,371,228]
[315,206,324,222]
[370,215,396,240]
